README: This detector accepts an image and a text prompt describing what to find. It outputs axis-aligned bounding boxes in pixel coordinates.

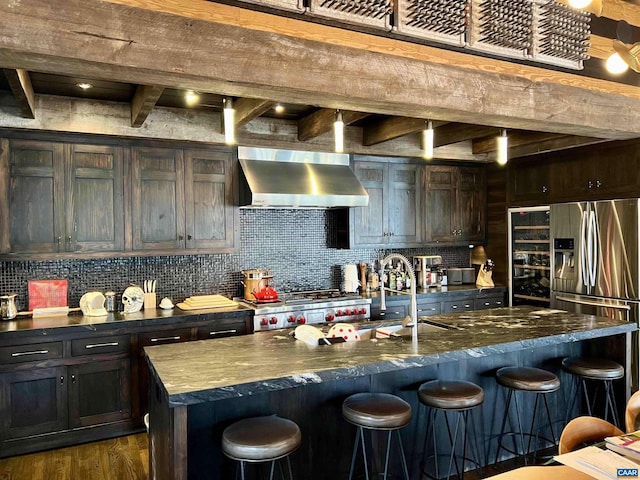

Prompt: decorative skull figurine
[122,286,144,314]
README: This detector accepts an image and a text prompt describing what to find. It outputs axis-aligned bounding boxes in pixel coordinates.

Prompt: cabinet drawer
[0,342,63,364]
[474,297,505,310]
[417,302,441,317]
[71,335,130,356]
[197,322,246,340]
[370,304,407,321]
[138,328,193,350]
[443,300,474,313]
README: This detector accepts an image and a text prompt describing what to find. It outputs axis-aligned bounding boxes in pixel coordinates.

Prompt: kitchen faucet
[379,253,418,343]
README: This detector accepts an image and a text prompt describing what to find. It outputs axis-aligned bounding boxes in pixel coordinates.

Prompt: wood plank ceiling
[1,0,640,162]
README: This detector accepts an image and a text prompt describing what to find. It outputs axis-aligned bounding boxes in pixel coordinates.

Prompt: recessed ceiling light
[606,53,629,75]
[274,104,285,114]
[185,90,200,106]
[76,82,93,90]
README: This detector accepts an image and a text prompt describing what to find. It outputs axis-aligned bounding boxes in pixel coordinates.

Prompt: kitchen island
[145,307,635,480]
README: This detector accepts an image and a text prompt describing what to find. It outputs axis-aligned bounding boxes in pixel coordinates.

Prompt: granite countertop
[144,306,636,407]
[0,304,252,339]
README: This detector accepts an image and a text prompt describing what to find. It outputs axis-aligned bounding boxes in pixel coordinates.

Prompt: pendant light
[496,129,508,166]
[606,52,629,75]
[223,98,236,146]
[422,120,434,160]
[334,110,344,153]
[612,39,640,74]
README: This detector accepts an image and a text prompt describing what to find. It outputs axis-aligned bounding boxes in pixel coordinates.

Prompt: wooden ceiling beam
[3,0,640,139]
[234,98,276,128]
[131,84,164,127]
[297,109,368,141]
[433,123,498,148]
[3,68,35,119]
[363,118,447,146]
[472,130,608,157]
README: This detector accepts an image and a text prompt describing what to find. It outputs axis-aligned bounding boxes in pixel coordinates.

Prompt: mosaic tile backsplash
[0,210,472,311]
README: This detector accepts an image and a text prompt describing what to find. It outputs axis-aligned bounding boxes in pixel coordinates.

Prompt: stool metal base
[348,425,410,480]
[494,388,556,466]
[235,457,294,480]
[565,376,621,428]
[420,406,484,480]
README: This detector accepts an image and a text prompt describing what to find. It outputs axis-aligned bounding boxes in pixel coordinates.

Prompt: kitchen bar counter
[145,307,635,480]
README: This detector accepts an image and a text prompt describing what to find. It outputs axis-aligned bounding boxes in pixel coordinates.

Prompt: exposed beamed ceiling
[1,0,640,162]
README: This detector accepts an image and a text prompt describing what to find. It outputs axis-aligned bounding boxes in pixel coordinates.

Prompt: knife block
[144,293,157,310]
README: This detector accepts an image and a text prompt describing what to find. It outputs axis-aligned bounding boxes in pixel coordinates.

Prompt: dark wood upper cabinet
[2,139,124,255]
[424,165,485,245]
[184,149,237,251]
[131,146,237,253]
[131,147,186,251]
[349,157,421,247]
[509,140,640,206]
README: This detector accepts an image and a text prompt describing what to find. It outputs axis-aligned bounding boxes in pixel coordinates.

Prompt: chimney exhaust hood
[238,147,369,208]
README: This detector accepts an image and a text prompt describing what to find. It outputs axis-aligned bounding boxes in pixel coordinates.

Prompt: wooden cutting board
[177,295,237,311]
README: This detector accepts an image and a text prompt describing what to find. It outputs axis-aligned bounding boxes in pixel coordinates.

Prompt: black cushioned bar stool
[222,415,301,480]
[418,380,485,480]
[494,366,560,465]
[562,357,624,427]
[342,392,412,480]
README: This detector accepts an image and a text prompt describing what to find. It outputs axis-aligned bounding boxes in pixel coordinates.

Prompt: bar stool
[222,415,301,480]
[342,392,412,480]
[417,380,485,480]
[494,366,560,465]
[562,357,624,427]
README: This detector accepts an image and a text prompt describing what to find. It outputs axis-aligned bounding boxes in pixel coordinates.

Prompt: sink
[353,322,447,341]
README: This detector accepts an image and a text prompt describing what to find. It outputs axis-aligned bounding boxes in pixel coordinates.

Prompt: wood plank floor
[0,434,148,480]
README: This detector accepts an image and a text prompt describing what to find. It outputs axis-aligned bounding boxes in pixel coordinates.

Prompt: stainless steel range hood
[238,147,369,208]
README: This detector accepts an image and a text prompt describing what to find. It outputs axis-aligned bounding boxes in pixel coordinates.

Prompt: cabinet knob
[178,235,184,241]
[596,180,601,188]
[71,375,76,384]
[542,186,548,193]
[588,181,593,189]
[60,376,64,385]
[67,235,72,244]
[187,234,192,241]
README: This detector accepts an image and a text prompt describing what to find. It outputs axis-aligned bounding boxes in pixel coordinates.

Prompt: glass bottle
[396,263,404,291]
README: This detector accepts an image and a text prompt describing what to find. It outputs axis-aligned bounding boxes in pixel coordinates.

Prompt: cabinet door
[351,161,388,246]
[424,166,456,243]
[0,366,67,440]
[184,148,236,250]
[509,158,550,206]
[549,156,593,202]
[66,144,125,252]
[68,359,131,428]
[388,164,421,245]
[131,147,185,250]
[591,147,640,200]
[7,140,65,253]
[457,167,485,243]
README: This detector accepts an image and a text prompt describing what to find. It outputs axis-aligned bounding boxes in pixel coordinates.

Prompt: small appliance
[413,255,442,288]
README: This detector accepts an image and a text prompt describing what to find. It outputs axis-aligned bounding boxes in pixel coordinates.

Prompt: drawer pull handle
[11,349,49,357]
[209,329,237,336]
[451,305,458,309]
[496,301,502,305]
[465,304,471,308]
[484,302,490,306]
[150,336,181,342]
[85,342,119,349]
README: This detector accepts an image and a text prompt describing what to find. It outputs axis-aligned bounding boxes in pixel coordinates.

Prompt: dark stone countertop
[144,306,635,407]
[0,304,252,340]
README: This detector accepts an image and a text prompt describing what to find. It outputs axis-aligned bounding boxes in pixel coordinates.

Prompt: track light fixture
[423,120,434,160]
[334,110,344,153]
[496,129,508,166]
[223,98,236,146]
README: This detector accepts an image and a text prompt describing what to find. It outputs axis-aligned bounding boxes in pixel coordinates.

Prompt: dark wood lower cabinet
[68,359,131,428]
[0,366,68,441]
[0,311,252,458]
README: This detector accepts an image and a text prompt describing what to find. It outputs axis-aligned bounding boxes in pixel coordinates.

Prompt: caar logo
[618,468,639,477]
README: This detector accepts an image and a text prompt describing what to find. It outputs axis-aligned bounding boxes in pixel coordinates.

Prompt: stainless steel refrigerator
[551,199,640,393]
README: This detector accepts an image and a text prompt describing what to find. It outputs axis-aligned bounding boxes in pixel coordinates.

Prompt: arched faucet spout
[379,253,418,343]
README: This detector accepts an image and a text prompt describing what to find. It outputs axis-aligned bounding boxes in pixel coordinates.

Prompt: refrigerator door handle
[555,295,631,311]
[581,211,589,287]
[589,210,598,287]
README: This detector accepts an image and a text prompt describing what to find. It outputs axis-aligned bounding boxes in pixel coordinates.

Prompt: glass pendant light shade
[223,98,236,145]
[423,120,434,160]
[496,129,508,166]
[334,110,344,153]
